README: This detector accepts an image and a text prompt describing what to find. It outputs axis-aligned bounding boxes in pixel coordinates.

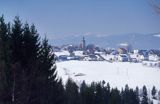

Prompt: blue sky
[0,0,160,40]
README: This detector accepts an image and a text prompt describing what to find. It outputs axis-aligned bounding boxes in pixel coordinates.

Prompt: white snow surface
[57,61,160,90]
[54,51,70,56]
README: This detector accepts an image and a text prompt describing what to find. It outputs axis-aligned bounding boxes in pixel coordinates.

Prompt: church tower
[82,36,86,51]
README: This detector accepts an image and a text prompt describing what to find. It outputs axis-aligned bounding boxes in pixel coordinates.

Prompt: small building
[149,55,160,61]
[58,55,68,61]
[118,42,132,53]
[82,54,102,61]
[130,50,148,62]
[118,54,129,62]
[52,46,61,52]
[148,49,160,61]
[117,48,127,54]
[86,44,96,54]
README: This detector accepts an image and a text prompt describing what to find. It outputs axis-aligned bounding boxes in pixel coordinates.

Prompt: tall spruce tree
[94,82,105,104]
[80,81,87,104]
[9,16,64,104]
[103,83,110,104]
[10,16,29,104]
[151,86,157,99]
[141,86,148,104]
[0,15,6,104]
[65,78,80,104]
[109,88,121,104]
[121,84,130,104]
[38,37,65,104]
[158,90,160,101]
[134,87,140,104]
[0,15,12,104]
[82,82,96,104]
[121,85,139,104]
[11,16,23,63]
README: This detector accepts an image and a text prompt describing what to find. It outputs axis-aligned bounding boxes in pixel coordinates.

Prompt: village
[53,37,160,68]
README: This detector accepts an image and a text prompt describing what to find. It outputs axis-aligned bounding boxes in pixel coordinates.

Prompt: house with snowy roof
[148,49,160,61]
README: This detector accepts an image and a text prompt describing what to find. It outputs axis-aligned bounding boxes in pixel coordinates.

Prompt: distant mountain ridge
[50,33,160,49]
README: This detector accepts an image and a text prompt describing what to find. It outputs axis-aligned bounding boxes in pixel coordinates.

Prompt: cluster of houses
[107,49,160,62]
[52,37,160,68]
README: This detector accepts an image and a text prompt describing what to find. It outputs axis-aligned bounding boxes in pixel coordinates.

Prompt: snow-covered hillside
[57,61,160,90]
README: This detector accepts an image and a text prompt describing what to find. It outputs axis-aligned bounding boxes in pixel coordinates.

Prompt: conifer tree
[80,81,87,104]
[95,82,105,104]
[10,16,30,104]
[121,85,139,104]
[83,82,96,104]
[0,15,7,104]
[0,15,12,104]
[109,88,121,104]
[121,85,130,104]
[0,15,65,104]
[135,87,140,104]
[38,37,65,104]
[151,86,157,99]
[158,90,160,101]
[65,78,80,104]
[141,86,148,104]
[104,83,110,104]
[11,16,23,63]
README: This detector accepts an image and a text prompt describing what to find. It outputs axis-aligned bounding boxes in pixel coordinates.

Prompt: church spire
[82,36,86,51]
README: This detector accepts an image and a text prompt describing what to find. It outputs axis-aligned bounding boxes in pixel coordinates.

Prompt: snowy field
[57,61,160,90]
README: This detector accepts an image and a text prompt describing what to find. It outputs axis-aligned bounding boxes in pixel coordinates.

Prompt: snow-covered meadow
[57,61,160,90]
